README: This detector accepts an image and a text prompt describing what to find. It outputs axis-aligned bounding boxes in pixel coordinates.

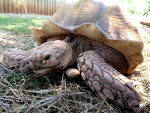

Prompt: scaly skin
[3,35,140,112]
[77,50,140,113]
[3,49,32,73]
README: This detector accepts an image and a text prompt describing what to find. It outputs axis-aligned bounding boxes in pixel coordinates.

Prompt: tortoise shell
[31,0,144,74]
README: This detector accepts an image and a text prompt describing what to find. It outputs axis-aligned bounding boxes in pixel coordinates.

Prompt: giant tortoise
[3,0,144,112]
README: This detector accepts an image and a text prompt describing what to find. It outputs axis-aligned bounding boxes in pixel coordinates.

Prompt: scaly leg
[77,50,140,113]
[3,49,33,73]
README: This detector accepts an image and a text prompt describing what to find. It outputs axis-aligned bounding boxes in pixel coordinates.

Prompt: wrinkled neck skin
[63,35,93,65]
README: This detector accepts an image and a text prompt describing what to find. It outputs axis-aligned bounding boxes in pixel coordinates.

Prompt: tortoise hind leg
[3,49,32,73]
[77,50,140,113]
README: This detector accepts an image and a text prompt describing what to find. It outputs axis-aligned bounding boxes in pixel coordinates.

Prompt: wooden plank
[23,0,26,14]
[0,0,4,13]
[9,0,13,13]
[44,0,47,15]
[30,0,32,14]
[28,0,32,14]
[50,0,52,15]
[20,0,24,14]
[27,0,29,14]
[55,0,57,12]
[19,0,21,14]
[4,0,8,13]
[39,0,41,15]
[47,0,49,15]
[2,0,5,13]
[34,0,38,14]
[37,0,40,15]
[54,0,55,14]
[16,0,20,14]
[53,0,55,14]
[34,0,36,14]
[32,0,35,14]
[35,0,37,14]
[52,0,54,15]
[8,0,10,13]
[30,0,33,14]
[15,0,18,14]
[56,0,57,13]
[39,0,42,15]
[46,0,48,15]
[42,0,45,15]
[31,0,33,14]
[4,0,6,13]
[4,0,7,13]
[12,0,16,13]
[52,0,53,15]
[24,0,28,14]
[58,0,60,9]
[48,0,51,15]
[40,0,42,15]
[20,0,23,13]
[19,0,22,14]
[54,0,56,14]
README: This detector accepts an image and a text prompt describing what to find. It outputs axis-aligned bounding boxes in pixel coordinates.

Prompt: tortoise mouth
[33,64,64,75]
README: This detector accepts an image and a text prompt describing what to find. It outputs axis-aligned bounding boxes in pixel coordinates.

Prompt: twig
[22,89,59,94]
[25,92,84,113]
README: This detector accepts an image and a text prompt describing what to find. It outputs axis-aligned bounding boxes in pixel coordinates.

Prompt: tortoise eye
[44,55,51,60]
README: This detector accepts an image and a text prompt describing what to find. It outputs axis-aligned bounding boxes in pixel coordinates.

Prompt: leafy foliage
[116,0,150,15]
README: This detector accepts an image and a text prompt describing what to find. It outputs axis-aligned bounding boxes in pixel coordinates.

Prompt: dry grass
[0,14,150,113]
[130,27,150,113]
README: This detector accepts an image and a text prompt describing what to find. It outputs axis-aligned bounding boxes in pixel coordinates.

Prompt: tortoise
[3,0,144,112]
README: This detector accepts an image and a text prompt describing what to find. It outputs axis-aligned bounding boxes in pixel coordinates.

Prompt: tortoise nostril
[44,55,51,60]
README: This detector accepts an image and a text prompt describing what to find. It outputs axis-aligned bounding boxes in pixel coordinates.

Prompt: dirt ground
[0,17,150,113]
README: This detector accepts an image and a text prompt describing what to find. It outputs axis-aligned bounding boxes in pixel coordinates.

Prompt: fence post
[0,0,4,13]
[0,0,66,15]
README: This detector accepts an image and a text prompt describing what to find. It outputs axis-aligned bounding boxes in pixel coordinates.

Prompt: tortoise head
[29,40,73,75]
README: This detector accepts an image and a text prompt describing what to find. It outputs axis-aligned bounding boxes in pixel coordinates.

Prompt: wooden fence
[0,0,65,15]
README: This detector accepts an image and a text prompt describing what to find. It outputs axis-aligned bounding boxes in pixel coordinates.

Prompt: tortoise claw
[66,68,80,78]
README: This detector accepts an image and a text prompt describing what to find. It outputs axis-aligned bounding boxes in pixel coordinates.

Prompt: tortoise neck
[63,35,93,65]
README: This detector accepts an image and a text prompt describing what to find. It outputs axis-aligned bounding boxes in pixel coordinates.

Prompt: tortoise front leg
[3,49,33,73]
[77,50,140,113]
